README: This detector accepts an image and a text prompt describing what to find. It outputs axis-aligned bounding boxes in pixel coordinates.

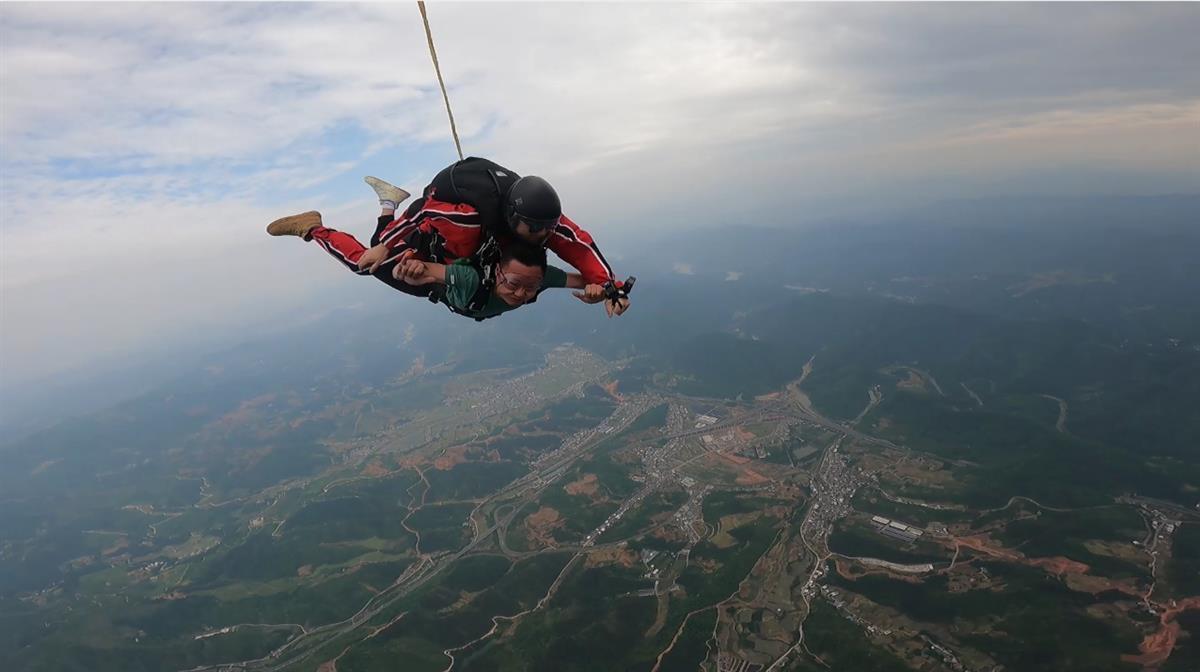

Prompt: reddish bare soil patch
[1029,555,1090,577]
[834,558,924,583]
[720,452,751,466]
[1124,597,1200,669]
[1122,623,1179,668]
[709,531,738,549]
[217,394,277,426]
[736,467,770,486]
[524,507,564,548]
[951,535,1088,574]
[397,454,425,469]
[434,445,471,471]
[360,461,389,478]
[565,473,600,497]
[951,534,1024,562]
[584,546,638,569]
[950,534,1146,597]
[601,380,624,401]
[297,564,314,577]
[1162,597,1200,621]
[896,370,926,392]
[834,558,861,579]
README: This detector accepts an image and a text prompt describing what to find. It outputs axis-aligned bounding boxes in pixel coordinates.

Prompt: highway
[181,376,903,672]
[178,397,659,672]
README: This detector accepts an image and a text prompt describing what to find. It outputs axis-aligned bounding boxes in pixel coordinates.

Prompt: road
[765,435,841,672]
[763,375,907,671]
[179,397,659,672]
[181,370,905,672]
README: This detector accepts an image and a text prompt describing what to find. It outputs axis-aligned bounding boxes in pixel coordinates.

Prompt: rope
[417,1,464,161]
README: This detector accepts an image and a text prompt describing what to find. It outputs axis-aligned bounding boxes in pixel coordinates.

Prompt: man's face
[494,259,544,306]
[512,219,552,246]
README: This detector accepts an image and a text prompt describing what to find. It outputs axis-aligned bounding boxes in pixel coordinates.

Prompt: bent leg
[372,198,425,247]
[368,212,435,298]
[310,226,371,274]
[312,219,434,299]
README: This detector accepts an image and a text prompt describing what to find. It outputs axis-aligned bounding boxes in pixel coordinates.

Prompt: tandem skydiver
[266,157,632,318]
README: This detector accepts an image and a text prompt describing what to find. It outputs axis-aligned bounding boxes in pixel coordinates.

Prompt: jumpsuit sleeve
[546,215,615,285]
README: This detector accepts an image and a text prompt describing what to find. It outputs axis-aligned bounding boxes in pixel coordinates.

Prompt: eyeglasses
[496,267,541,294]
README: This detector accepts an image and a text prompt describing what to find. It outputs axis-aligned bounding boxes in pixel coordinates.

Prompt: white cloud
[672,262,695,276]
[2,2,1198,387]
[725,272,742,282]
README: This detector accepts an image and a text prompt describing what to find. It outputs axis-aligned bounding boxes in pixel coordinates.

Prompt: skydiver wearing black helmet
[267,157,631,318]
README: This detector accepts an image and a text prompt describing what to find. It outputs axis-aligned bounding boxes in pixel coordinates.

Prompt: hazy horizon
[3,2,1198,395]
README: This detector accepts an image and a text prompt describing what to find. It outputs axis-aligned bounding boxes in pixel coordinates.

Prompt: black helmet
[505,176,561,233]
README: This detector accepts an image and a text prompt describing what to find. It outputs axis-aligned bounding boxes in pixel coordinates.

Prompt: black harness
[404,158,524,321]
[401,157,633,321]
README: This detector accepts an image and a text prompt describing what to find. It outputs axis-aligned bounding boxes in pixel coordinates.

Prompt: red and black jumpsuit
[309,194,615,297]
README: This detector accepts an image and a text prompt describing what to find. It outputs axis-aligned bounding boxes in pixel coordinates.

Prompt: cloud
[725,272,742,282]
[2,2,1197,387]
[672,263,695,276]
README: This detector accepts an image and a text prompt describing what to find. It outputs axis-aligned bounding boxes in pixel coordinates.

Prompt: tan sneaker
[364,176,411,208]
[267,211,323,240]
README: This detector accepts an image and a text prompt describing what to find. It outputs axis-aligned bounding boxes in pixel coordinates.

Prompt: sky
[1,1,1198,393]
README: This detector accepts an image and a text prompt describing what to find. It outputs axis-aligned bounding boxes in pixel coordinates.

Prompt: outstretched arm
[565,273,603,300]
[562,272,629,318]
[545,267,599,295]
[548,216,629,317]
[547,215,615,285]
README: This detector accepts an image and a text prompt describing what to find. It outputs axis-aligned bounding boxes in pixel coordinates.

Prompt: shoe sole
[364,176,411,204]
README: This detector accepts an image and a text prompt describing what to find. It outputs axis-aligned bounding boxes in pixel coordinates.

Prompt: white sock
[379,199,397,210]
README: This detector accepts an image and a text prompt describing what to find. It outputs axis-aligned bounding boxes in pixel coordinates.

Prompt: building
[881,526,920,543]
